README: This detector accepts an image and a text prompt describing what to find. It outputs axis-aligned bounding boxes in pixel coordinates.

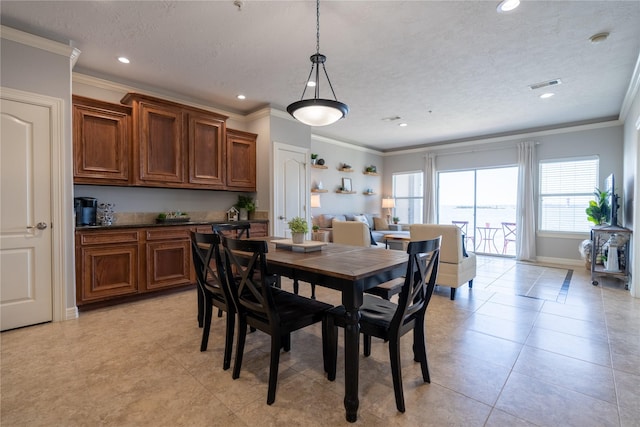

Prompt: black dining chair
[190,231,236,370]
[220,236,334,405]
[212,223,250,239]
[326,237,441,413]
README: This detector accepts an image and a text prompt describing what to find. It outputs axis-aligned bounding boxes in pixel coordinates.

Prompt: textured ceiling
[1,1,639,151]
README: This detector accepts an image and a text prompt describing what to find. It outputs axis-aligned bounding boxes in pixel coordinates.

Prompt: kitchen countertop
[75,219,268,231]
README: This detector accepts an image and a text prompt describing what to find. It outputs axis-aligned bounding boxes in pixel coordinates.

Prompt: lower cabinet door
[78,244,139,303]
[145,239,193,290]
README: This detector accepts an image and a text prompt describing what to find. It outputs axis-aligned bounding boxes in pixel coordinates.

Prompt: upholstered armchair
[332,220,379,247]
[410,224,476,300]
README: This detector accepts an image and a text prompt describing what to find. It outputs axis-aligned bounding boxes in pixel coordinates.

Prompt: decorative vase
[292,232,304,244]
[239,208,248,221]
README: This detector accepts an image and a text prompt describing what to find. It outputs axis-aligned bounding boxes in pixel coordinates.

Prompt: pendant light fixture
[287,0,349,126]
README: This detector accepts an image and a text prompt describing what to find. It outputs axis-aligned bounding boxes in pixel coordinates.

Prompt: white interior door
[1,98,53,331]
[273,143,308,238]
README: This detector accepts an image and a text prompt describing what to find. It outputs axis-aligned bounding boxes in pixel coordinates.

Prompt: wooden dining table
[260,239,409,422]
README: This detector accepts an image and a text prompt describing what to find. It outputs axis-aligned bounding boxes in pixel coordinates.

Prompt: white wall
[383,123,624,263]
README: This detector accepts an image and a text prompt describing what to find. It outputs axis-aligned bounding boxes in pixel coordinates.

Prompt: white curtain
[516,141,536,260]
[424,153,436,224]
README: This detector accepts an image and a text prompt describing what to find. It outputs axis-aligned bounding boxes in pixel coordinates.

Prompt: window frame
[392,170,424,224]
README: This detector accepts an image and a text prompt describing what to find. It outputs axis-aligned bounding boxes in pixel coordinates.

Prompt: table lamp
[381,197,395,224]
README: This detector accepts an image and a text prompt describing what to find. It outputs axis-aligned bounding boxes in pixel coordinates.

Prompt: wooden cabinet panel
[250,222,268,237]
[187,112,226,188]
[78,244,139,302]
[73,96,131,185]
[138,102,184,184]
[226,129,257,191]
[145,239,192,291]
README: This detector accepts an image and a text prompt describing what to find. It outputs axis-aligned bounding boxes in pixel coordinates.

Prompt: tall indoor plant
[586,188,610,226]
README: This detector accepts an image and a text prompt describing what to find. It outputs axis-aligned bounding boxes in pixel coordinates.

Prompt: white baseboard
[65,306,79,320]
[534,256,584,268]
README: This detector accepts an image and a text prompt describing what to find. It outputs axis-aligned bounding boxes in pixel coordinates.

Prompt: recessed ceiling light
[398,123,408,127]
[497,0,520,13]
[236,94,246,100]
[589,32,610,44]
[540,93,555,99]
[117,56,130,64]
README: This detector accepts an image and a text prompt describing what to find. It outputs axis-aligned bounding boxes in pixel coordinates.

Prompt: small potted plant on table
[392,216,400,225]
[235,195,255,221]
[288,216,308,244]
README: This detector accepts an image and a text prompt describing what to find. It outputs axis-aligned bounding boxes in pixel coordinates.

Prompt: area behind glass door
[437,167,518,256]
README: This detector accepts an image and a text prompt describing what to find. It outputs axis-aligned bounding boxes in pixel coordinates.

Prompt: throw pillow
[317,214,334,228]
[353,214,368,225]
[373,217,389,231]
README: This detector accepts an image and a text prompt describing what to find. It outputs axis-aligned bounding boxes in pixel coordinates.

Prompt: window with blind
[539,157,598,232]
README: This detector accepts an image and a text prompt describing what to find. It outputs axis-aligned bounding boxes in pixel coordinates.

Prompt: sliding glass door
[437,167,518,256]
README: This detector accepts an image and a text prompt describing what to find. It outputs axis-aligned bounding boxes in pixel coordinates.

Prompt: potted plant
[310,153,318,165]
[392,216,400,225]
[288,216,308,244]
[235,195,255,221]
[586,188,610,226]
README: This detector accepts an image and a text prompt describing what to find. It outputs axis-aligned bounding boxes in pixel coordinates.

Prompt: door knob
[27,222,48,230]
[278,216,286,220]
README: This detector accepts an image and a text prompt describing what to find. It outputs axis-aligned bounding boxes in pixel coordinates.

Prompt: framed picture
[342,177,352,192]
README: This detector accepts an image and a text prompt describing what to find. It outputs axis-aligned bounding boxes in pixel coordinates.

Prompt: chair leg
[200,296,212,352]
[468,280,473,289]
[388,337,406,413]
[197,285,204,327]
[232,316,248,380]
[310,283,316,300]
[324,316,337,381]
[293,278,299,295]
[364,334,372,357]
[267,334,282,405]
[217,308,223,318]
[223,311,235,370]
[450,287,456,300]
[282,333,291,352]
[413,321,430,383]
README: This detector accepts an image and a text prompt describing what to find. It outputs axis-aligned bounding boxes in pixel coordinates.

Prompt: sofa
[313,213,410,244]
[410,224,476,300]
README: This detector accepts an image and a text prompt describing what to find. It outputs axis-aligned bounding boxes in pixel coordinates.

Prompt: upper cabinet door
[137,102,184,185]
[226,129,257,191]
[187,111,226,188]
[73,96,131,185]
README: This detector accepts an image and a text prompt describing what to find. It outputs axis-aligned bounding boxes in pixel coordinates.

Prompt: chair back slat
[213,223,251,239]
[220,236,279,325]
[190,231,230,302]
[391,237,441,330]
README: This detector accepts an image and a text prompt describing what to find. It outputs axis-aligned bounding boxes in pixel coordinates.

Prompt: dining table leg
[342,282,363,423]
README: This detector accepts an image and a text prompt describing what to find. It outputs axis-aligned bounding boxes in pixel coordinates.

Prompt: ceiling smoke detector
[529,79,562,91]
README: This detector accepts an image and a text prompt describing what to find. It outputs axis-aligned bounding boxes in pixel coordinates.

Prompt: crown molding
[311,134,384,155]
[620,50,640,121]
[1,25,81,66]
[72,72,246,121]
[387,119,622,156]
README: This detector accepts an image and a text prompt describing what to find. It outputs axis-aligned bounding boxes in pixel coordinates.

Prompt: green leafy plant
[585,188,610,225]
[312,225,320,232]
[235,195,255,212]
[287,216,309,233]
[310,153,318,160]
[392,216,400,224]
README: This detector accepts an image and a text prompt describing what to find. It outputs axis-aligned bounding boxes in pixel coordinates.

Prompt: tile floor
[1,256,639,426]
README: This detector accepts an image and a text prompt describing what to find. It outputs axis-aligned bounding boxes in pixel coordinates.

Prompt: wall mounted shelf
[339,168,354,172]
[363,171,379,176]
[363,192,377,195]
[311,189,328,193]
[336,190,357,194]
[311,164,328,169]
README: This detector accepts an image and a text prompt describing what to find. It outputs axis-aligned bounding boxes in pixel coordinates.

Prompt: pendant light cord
[316,0,320,55]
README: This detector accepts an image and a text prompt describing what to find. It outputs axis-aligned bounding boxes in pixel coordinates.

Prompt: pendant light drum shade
[287,0,348,127]
[287,98,349,127]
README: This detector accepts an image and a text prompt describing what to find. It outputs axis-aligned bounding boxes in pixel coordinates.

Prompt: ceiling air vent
[529,79,562,90]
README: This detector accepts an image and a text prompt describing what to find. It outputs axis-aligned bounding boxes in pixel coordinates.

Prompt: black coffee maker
[74,197,97,226]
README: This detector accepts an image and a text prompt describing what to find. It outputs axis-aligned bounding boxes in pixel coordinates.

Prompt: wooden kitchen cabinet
[144,227,194,291]
[186,110,227,188]
[122,94,185,186]
[72,96,132,185]
[75,230,140,303]
[226,129,257,191]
